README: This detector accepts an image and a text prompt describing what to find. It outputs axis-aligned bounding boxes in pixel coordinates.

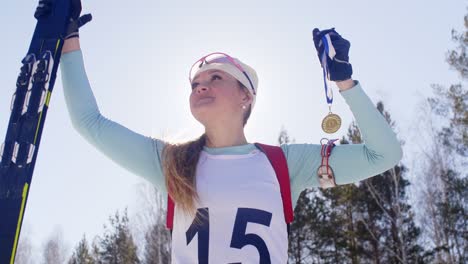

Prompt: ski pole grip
[34,0,54,19]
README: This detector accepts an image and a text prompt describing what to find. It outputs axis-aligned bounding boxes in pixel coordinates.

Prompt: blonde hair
[163,82,252,216]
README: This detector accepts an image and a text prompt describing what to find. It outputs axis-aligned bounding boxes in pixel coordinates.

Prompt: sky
[0,0,466,259]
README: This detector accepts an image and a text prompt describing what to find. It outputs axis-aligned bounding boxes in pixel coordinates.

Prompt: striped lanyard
[320,34,336,108]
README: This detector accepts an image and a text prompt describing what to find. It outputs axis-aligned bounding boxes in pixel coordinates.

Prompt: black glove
[312,27,353,81]
[65,0,92,39]
[34,0,92,40]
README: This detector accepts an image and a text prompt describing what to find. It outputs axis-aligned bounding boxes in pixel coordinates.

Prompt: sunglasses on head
[189,52,255,95]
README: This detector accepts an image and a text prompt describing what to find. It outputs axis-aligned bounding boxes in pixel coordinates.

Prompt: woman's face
[189,69,250,126]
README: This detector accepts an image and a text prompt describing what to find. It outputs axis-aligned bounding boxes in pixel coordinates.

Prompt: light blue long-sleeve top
[60,50,403,209]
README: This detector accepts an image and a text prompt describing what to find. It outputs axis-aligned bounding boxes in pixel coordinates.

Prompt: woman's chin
[191,105,216,123]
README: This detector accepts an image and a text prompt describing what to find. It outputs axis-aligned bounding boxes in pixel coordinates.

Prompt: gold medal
[321,112,342,134]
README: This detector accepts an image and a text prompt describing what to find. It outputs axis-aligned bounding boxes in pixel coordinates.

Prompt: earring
[242,105,246,109]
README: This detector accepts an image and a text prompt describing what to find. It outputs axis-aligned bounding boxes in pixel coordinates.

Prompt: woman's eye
[191,75,221,90]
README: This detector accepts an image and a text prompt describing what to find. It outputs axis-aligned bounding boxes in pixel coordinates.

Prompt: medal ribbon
[320,34,336,106]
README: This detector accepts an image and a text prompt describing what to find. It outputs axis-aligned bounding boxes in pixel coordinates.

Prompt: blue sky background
[1,0,466,259]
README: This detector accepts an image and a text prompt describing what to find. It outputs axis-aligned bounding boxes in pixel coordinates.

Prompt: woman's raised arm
[60,39,167,196]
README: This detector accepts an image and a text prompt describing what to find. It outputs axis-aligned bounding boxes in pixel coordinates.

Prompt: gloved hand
[312,27,353,81]
[34,0,92,40]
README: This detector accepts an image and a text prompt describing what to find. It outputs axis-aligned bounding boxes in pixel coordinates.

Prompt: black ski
[0,1,72,262]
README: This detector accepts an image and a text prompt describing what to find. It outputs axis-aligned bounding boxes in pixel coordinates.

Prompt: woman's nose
[196,83,210,93]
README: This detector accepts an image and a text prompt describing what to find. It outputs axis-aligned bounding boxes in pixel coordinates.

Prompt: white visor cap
[191,58,258,110]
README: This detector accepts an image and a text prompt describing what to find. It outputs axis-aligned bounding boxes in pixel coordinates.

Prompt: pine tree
[423,84,467,263]
[96,209,140,264]
[350,102,423,263]
[416,10,467,263]
[288,188,331,264]
[144,222,171,264]
[284,127,359,263]
[446,13,468,80]
[143,190,171,264]
[429,67,468,263]
[42,228,68,264]
[277,128,321,263]
[133,181,172,263]
[90,240,101,264]
[319,144,363,264]
[68,235,96,264]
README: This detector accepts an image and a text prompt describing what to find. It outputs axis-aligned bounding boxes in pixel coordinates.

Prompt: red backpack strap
[255,143,294,224]
[166,194,175,230]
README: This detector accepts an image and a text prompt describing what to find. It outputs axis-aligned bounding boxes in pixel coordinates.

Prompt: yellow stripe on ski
[54,39,61,57]
[10,183,29,264]
[45,91,51,107]
[33,111,44,144]
[33,91,51,144]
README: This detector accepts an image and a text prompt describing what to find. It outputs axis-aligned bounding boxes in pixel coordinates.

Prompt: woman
[59,3,403,263]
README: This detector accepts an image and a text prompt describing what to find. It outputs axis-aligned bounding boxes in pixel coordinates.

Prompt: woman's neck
[204,126,248,148]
